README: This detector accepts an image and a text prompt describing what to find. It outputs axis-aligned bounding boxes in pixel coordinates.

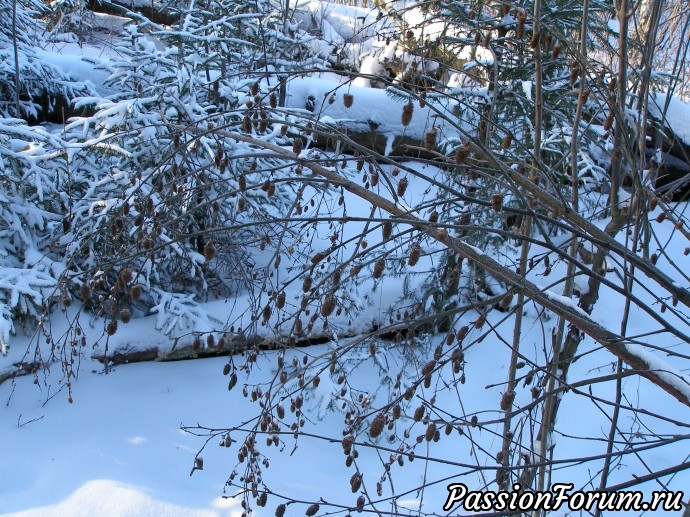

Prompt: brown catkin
[321,294,336,317]
[119,267,133,284]
[80,283,92,302]
[401,101,414,126]
[293,138,303,155]
[457,325,469,341]
[243,116,252,133]
[382,221,392,240]
[413,405,425,421]
[419,91,427,108]
[425,422,437,442]
[424,128,437,151]
[343,93,354,108]
[305,504,320,517]
[603,113,614,131]
[238,175,247,192]
[107,319,118,336]
[120,308,131,324]
[455,144,471,164]
[276,291,286,309]
[492,193,504,212]
[204,241,216,262]
[501,133,513,150]
[302,276,313,293]
[373,258,385,278]
[130,284,142,301]
[350,473,363,492]
[517,12,525,38]
[369,414,385,438]
[397,177,409,197]
[530,31,540,49]
[551,43,562,60]
[500,390,516,411]
[408,244,421,266]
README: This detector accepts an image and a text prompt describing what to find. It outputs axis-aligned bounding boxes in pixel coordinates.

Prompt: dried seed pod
[369,414,385,438]
[328,94,335,104]
[269,92,277,109]
[648,196,658,211]
[356,495,365,512]
[321,294,336,317]
[492,193,504,212]
[80,283,92,302]
[413,405,425,421]
[311,251,327,265]
[397,177,409,197]
[350,264,363,277]
[293,138,303,155]
[408,244,421,266]
[204,241,216,262]
[579,89,590,104]
[551,43,562,60]
[425,422,437,442]
[421,360,436,376]
[456,325,470,341]
[401,101,414,127]
[656,212,666,223]
[424,128,437,151]
[343,93,354,108]
[243,116,252,133]
[373,258,385,279]
[120,308,131,324]
[475,314,486,328]
[382,221,393,240]
[482,32,491,48]
[276,291,286,309]
[499,293,513,309]
[130,284,142,301]
[516,11,526,38]
[370,169,379,187]
[603,113,614,131]
[501,133,513,150]
[280,124,288,136]
[305,503,320,516]
[107,319,118,336]
[455,144,471,164]
[350,472,363,492]
[530,31,540,49]
[500,390,516,411]
[650,253,658,265]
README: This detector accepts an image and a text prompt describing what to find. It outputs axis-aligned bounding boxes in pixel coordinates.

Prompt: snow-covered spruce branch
[180,125,690,407]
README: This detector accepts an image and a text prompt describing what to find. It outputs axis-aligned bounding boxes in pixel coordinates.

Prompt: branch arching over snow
[183,125,690,407]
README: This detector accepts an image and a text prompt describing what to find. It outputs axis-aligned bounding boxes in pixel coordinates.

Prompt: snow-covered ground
[2,203,690,517]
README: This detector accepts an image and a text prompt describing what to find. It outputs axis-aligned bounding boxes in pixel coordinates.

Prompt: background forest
[2,0,690,515]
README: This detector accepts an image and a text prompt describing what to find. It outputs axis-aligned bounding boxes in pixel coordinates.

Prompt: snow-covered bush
[0,0,93,118]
